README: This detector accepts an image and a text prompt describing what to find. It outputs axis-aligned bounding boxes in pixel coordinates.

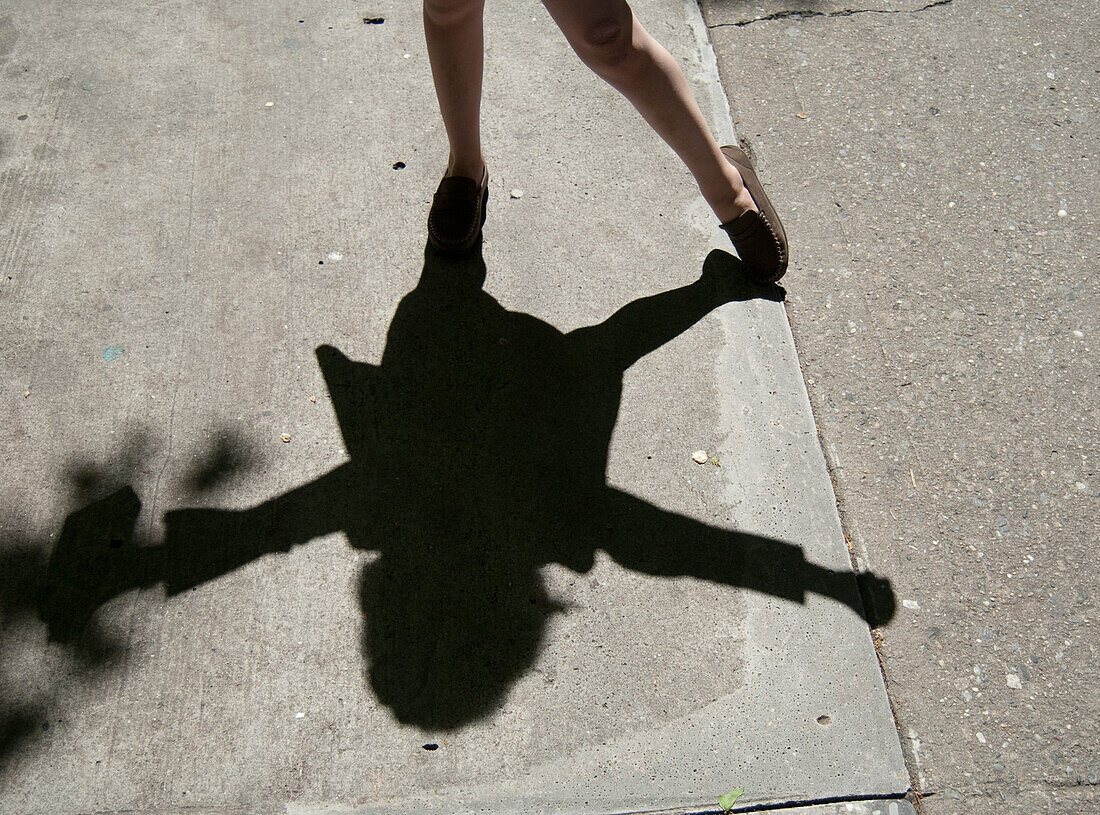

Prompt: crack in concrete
[710,0,954,28]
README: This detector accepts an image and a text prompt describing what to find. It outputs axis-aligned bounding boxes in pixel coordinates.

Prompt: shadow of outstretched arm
[596,487,896,626]
[160,462,361,594]
[36,462,368,641]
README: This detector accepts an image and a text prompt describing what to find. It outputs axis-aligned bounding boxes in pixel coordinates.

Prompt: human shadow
[34,245,895,732]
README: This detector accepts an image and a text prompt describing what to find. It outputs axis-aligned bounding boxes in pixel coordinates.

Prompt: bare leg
[423,0,487,179]
[541,0,755,224]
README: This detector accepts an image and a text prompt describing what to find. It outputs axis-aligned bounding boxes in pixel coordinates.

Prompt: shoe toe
[428,173,488,254]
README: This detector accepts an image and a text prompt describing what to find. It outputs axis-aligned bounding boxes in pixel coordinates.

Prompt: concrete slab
[1,1,905,812]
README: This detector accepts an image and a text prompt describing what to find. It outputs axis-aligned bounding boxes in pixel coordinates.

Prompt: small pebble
[1057,209,1068,217]
[281,433,292,443]
[903,600,921,611]
[692,450,708,464]
[265,101,275,107]
[976,732,986,744]
[1006,674,1022,689]
[510,189,523,199]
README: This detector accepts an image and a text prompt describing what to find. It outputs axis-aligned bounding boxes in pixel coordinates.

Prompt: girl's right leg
[540,0,751,224]
[542,0,787,282]
[423,0,487,180]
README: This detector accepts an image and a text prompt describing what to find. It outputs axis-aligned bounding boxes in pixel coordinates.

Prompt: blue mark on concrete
[102,345,124,362]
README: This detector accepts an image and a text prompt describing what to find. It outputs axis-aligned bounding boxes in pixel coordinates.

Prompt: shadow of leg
[567,249,786,372]
[162,463,359,595]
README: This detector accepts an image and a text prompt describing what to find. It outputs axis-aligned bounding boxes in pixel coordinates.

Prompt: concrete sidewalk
[1,1,906,812]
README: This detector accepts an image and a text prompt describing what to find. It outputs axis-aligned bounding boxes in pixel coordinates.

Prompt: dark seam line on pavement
[625,791,912,815]
[708,0,953,29]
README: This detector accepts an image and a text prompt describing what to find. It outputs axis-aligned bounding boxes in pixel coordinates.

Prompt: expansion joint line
[709,0,954,29]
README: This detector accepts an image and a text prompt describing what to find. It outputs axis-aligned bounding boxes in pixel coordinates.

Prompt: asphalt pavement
[702,1,1098,812]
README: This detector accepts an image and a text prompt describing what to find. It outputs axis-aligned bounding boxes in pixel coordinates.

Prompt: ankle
[701,162,757,224]
[446,153,486,180]
[709,184,756,225]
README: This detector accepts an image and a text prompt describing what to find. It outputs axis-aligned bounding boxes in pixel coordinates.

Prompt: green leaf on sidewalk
[718,788,744,811]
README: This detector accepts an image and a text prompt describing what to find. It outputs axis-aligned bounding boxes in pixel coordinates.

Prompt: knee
[573,14,637,75]
[424,0,484,27]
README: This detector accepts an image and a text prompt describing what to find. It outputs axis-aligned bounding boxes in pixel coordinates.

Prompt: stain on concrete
[0,16,16,66]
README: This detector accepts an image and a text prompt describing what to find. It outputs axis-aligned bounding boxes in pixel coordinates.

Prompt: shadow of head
[361,557,566,730]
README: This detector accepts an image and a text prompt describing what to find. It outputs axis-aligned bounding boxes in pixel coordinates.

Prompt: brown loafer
[719,145,788,284]
[427,166,489,255]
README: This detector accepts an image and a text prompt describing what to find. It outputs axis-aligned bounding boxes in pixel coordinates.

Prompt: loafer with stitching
[427,166,489,255]
[719,145,788,284]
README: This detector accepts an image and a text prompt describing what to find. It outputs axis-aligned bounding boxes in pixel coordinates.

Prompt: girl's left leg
[423,0,487,180]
